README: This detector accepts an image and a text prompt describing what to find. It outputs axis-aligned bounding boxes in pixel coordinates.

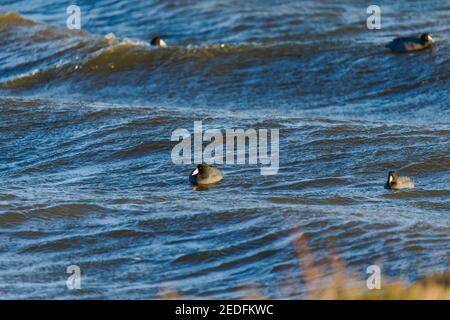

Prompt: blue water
[0,0,449,299]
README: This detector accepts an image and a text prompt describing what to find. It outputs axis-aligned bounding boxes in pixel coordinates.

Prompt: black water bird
[386,33,433,52]
[189,164,224,186]
[151,36,167,47]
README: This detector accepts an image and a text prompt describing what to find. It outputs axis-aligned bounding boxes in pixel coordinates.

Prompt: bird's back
[386,37,427,52]
[199,167,223,185]
[392,176,415,189]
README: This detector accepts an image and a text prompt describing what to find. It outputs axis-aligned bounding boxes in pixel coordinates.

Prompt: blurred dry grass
[293,234,450,300]
[159,234,450,300]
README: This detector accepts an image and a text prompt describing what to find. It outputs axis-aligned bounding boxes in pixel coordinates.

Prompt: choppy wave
[1,11,449,121]
[0,96,449,298]
[0,0,449,299]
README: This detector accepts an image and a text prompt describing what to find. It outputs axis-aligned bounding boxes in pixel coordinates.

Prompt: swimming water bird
[385,171,415,189]
[189,164,223,186]
[150,36,167,47]
[386,33,433,52]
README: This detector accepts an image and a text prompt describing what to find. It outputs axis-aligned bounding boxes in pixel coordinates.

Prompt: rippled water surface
[0,0,449,299]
